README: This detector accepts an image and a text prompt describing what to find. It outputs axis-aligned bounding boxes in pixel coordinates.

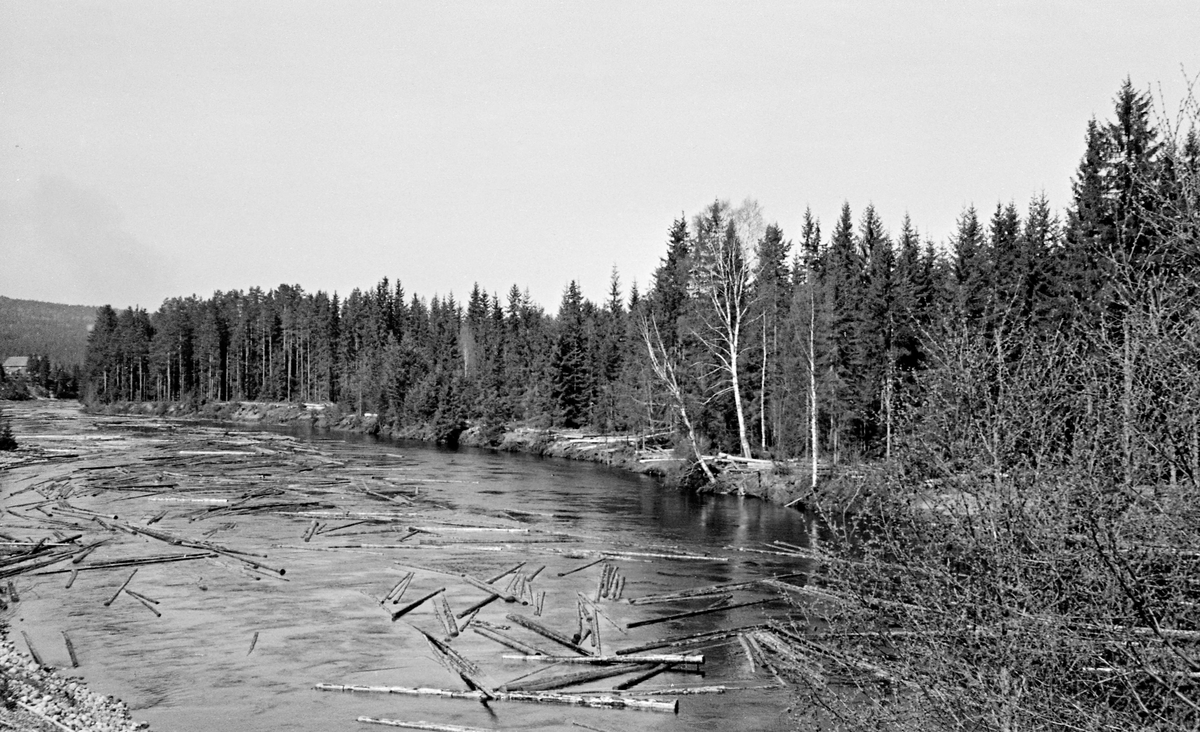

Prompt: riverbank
[86,399,843,510]
[0,628,146,732]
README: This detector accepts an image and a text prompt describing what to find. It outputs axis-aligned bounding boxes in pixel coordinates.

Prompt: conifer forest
[74,80,1200,728]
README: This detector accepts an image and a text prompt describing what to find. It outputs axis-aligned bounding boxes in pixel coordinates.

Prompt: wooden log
[125,588,158,605]
[248,631,259,656]
[486,561,526,584]
[614,662,674,691]
[614,624,767,656]
[458,610,480,633]
[416,628,494,698]
[627,574,802,605]
[509,663,647,692]
[506,614,591,656]
[357,717,492,732]
[434,594,459,638]
[602,550,727,562]
[71,542,103,564]
[589,603,603,656]
[390,573,415,604]
[535,591,546,617]
[303,520,319,542]
[315,683,678,713]
[129,591,162,617]
[472,626,550,656]
[61,631,79,668]
[37,552,217,574]
[455,592,500,619]
[316,520,370,535]
[525,565,545,582]
[500,654,702,665]
[21,631,44,667]
[557,557,604,577]
[578,594,628,638]
[625,598,774,630]
[390,588,446,621]
[65,569,78,589]
[103,569,137,607]
[461,574,527,605]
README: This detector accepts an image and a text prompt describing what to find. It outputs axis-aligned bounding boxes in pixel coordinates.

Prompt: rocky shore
[0,629,147,732]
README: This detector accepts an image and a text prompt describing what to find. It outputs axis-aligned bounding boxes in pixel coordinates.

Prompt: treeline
[84,80,1199,466]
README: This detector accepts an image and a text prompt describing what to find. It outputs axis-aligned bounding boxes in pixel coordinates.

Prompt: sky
[1,2,1198,311]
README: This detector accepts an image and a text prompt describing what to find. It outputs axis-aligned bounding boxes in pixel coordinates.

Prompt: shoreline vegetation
[85,398,837,509]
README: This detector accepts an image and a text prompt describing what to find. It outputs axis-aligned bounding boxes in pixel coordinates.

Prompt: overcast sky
[2,2,1198,310]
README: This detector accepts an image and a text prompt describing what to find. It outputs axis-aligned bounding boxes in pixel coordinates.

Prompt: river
[3,403,815,731]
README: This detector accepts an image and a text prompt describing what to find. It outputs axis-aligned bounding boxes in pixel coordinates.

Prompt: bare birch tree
[691,208,756,458]
[639,315,715,482]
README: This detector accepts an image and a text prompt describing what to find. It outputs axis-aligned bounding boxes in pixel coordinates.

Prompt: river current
[7,409,815,731]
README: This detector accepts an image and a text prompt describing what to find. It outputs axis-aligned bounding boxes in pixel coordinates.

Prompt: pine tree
[752,223,792,452]
[0,405,16,451]
[550,281,594,428]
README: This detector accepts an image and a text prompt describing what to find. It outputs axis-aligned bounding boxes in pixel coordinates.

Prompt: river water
[6,408,815,731]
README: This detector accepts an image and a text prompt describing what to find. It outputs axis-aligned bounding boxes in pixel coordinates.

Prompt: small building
[3,356,29,377]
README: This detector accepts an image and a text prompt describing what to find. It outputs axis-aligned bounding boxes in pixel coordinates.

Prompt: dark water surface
[11,416,814,731]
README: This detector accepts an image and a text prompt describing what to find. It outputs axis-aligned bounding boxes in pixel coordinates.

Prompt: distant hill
[0,296,97,366]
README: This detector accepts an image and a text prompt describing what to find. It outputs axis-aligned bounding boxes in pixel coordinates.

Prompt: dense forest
[81,80,1198,466]
[75,79,1200,728]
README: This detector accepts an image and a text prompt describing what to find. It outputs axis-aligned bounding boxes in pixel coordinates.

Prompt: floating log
[458,610,480,633]
[65,569,78,589]
[507,614,591,656]
[316,520,370,535]
[416,628,495,698]
[390,588,446,621]
[38,552,217,574]
[614,662,674,691]
[485,561,526,584]
[456,593,500,619]
[125,588,158,605]
[628,576,798,605]
[103,569,138,607]
[387,572,414,604]
[128,591,161,617]
[509,663,647,692]
[21,631,44,666]
[589,603,603,656]
[625,598,774,630]
[614,624,767,655]
[535,591,546,617]
[472,626,550,656]
[603,550,727,563]
[248,631,259,656]
[71,542,104,564]
[434,594,459,638]
[557,557,604,577]
[357,719,493,732]
[578,594,628,637]
[303,520,319,542]
[61,631,79,667]
[461,574,527,605]
[500,653,703,665]
[315,683,677,713]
